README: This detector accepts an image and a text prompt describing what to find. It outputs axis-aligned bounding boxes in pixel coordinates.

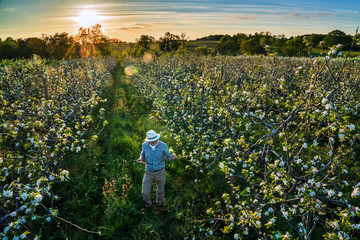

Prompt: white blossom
[34,193,43,203]
[351,188,359,197]
[76,146,81,153]
[348,124,355,130]
[275,233,282,239]
[325,104,332,110]
[20,192,28,200]
[327,189,335,197]
[3,190,12,198]
[274,185,282,192]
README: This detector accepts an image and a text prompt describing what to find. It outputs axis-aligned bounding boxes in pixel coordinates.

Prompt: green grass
[185,40,219,52]
[310,47,360,57]
[43,63,216,239]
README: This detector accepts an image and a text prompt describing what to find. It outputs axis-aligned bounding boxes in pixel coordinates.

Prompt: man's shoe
[141,206,150,212]
[156,205,166,212]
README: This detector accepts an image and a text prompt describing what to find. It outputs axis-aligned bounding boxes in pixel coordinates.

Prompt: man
[136,130,177,212]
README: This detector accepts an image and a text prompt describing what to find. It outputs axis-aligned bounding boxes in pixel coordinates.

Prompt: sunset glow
[0,0,359,42]
[77,9,100,28]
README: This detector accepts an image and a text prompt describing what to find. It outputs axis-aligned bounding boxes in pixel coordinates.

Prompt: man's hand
[136,158,146,164]
[169,153,177,161]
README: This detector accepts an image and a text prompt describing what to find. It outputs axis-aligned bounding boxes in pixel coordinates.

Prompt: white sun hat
[145,130,160,142]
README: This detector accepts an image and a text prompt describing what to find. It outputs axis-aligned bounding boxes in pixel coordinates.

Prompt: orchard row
[128,54,360,239]
[0,57,116,239]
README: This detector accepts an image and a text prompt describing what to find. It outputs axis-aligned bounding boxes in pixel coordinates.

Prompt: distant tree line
[122,32,188,57]
[0,24,111,60]
[125,29,358,58]
[0,28,358,60]
[213,30,357,56]
[196,35,225,41]
[0,33,84,60]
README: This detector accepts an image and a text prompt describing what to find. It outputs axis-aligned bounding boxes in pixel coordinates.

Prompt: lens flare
[143,52,153,63]
[125,66,138,76]
[32,54,42,65]
[80,47,90,58]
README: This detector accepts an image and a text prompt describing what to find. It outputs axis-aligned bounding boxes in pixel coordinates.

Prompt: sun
[77,9,100,28]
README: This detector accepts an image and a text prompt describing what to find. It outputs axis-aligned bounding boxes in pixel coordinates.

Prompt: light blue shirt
[140,141,172,171]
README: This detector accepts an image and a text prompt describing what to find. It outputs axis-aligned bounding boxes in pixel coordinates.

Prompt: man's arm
[137,144,146,164]
[165,144,177,161]
[163,143,177,161]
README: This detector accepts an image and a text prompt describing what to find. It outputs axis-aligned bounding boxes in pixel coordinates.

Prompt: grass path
[100,66,184,239]
[46,65,201,239]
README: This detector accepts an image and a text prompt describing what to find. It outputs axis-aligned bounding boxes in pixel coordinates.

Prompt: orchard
[1,47,360,239]
[128,53,360,239]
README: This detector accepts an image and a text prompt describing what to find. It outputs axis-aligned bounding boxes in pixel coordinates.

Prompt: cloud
[152,22,176,26]
[2,8,16,12]
[116,26,143,31]
[114,23,154,31]
[114,22,177,31]
[288,13,309,19]
[316,12,332,17]
[229,14,256,20]
[134,23,151,27]
[287,12,333,20]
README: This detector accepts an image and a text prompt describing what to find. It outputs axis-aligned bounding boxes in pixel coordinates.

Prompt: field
[1,53,360,239]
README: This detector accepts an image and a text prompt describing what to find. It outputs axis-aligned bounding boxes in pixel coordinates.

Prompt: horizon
[0,28,354,43]
[0,0,359,43]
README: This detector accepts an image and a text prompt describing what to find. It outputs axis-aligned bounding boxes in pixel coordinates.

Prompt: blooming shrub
[0,58,114,238]
[128,54,360,239]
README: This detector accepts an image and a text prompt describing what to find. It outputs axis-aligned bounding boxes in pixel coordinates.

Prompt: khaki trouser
[142,168,165,207]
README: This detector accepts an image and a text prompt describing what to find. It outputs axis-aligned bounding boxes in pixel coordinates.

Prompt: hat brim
[145,134,160,142]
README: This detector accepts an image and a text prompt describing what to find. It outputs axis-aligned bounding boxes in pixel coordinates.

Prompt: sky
[0,0,359,42]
